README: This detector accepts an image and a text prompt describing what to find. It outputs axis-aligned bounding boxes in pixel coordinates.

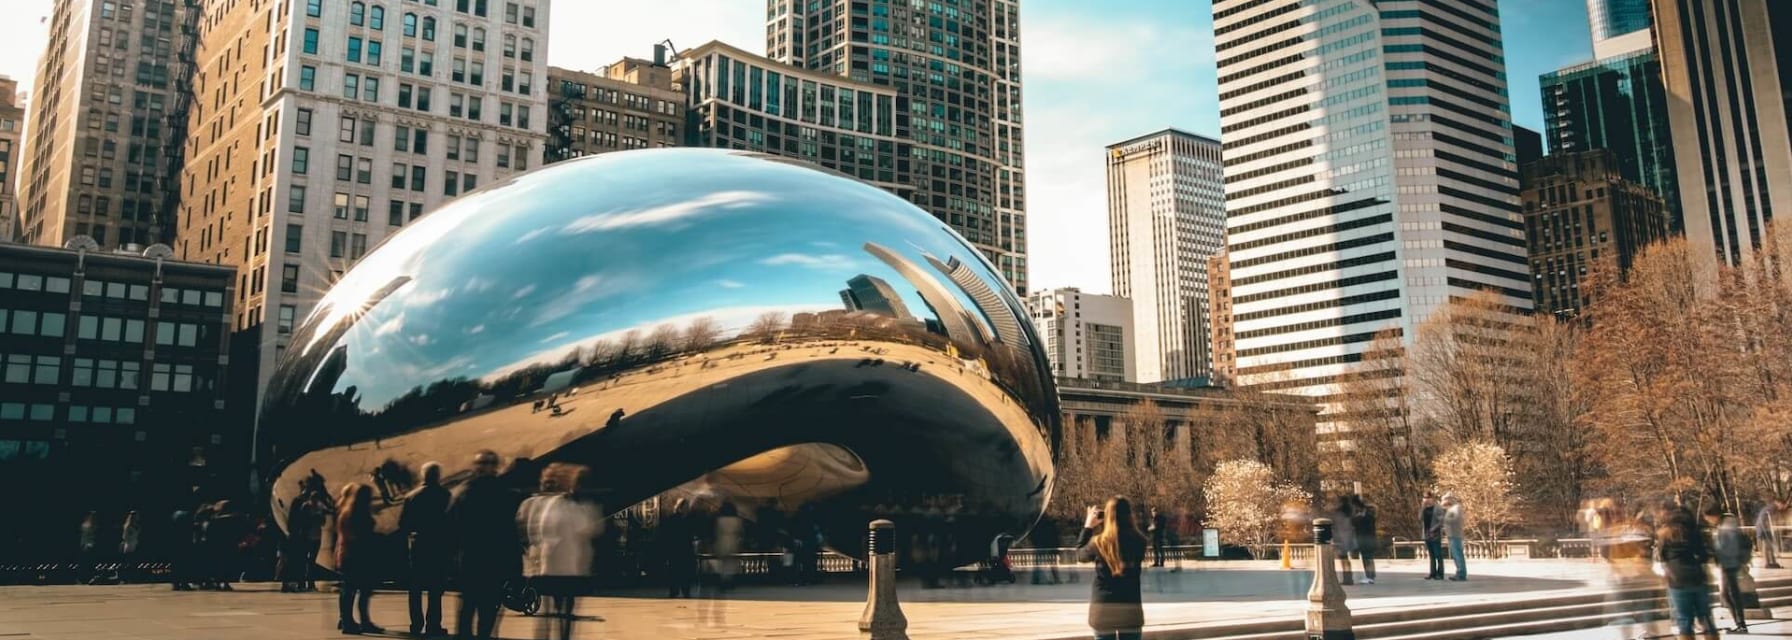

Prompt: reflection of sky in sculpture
[298,149,1013,409]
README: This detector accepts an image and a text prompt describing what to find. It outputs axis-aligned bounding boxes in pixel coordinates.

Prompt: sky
[0,0,1596,293]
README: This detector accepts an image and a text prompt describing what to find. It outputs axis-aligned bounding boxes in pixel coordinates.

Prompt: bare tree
[1432,441,1520,541]
[744,311,788,343]
[1203,459,1311,549]
[646,323,681,359]
[682,316,723,353]
[1333,328,1429,536]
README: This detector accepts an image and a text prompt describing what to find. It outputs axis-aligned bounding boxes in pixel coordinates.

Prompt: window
[464,137,480,161]
[370,5,385,29]
[419,51,434,75]
[331,231,347,258]
[447,135,461,160]
[472,27,485,51]
[278,306,297,333]
[351,233,368,259]
[339,116,357,142]
[454,23,467,47]
[343,73,359,99]
[391,162,407,188]
[518,71,532,95]
[450,93,464,117]
[401,46,415,72]
[367,40,382,65]
[410,165,426,191]
[282,264,300,293]
[356,158,373,184]
[9,310,36,335]
[350,1,365,25]
[422,17,436,40]
[462,174,477,192]
[470,61,484,85]
[300,65,316,90]
[364,77,380,102]
[307,0,322,16]
[505,2,518,23]
[416,87,432,111]
[404,13,417,37]
[347,37,362,62]
[292,147,310,173]
[333,192,351,219]
[303,28,320,54]
[500,102,512,126]
[503,34,515,58]
[359,118,376,146]
[522,5,534,27]
[445,171,460,196]
[354,195,371,221]
[398,83,413,108]
[389,200,406,225]
[296,108,313,135]
[413,128,429,152]
[72,359,93,387]
[520,38,533,61]
[453,57,465,82]
[288,185,307,213]
[336,154,353,180]
[4,354,28,382]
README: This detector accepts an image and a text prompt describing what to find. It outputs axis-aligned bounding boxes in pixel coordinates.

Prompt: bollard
[1306,518,1355,640]
[1282,539,1293,570]
[859,519,910,639]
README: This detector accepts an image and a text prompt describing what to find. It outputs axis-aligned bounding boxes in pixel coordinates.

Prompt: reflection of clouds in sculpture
[760,253,858,270]
[563,190,771,233]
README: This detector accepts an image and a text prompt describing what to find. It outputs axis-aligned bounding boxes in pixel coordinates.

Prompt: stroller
[975,534,1017,586]
[501,579,540,616]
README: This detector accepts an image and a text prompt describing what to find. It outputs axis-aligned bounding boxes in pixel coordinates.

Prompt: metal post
[859,519,909,639]
[1306,518,1355,640]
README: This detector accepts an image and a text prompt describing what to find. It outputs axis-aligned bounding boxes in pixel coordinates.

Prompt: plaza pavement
[7,558,1783,639]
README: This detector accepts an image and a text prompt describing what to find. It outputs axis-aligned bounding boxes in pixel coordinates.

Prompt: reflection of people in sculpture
[607,408,625,429]
[518,463,602,640]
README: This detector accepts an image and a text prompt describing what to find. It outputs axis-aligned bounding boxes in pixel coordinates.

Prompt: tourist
[401,462,453,637]
[1655,505,1718,638]
[1713,513,1754,633]
[1421,493,1445,580]
[656,498,697,598]
[1757,500,1782,569]
[77,511,99,585]
[335,483,384,635]
[1442,493,1467,581]
[518,463,602,640]
[1148,508,1166,568]
[116,511,140,584]
[205,501,246,591]
[169,504,195,591]
[1075,496,1147,640]
[1349,495,1378,584]
[450,450,521,640]
[713,502,744,592]
[1330,495,1357,585]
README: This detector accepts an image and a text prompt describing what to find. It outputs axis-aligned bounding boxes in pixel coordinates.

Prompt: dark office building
[0,241,235,562]
[1520,150,1669,316]
[1539,48,1681,232]
[546,57,685,162]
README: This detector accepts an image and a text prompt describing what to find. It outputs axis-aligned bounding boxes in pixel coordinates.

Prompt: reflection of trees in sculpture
[745,311,788,343]
[646,324,682,360]
[682,316,723,352]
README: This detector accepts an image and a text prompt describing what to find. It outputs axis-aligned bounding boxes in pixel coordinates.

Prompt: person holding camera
[1075,496,1148,640]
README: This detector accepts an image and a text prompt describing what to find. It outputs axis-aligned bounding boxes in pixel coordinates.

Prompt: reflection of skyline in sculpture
[257,149,1057,569]
[839,274,912,320]
[928,254,1029,347]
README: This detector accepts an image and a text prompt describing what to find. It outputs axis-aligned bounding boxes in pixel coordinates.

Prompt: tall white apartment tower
[1106,128,1225,385]
[1212,0,1530,400]
[179,0,550,396]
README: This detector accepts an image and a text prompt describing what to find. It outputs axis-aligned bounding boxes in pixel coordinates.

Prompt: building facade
[16,0,199,250]
[1106,129,1224,385]
[1540,48,1680,232]
[545,56,683,163]
[0,76,22,242]
[1206,252,1234,386]
[1213,0,1530,402]
[764,0,1028,293]
[178,0,550,413]
[0,241,233,561]
[1589,0,1654,58]
[1651,0,1792,267]
[1024,287,1134,382]
[1521,150,1669,316]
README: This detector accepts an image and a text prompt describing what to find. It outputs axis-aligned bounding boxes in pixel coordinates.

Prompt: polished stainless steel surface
[259,149,1059,563]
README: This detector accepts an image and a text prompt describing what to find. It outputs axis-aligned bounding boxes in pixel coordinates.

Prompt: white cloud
[716,279,746,289]
[511,284,537,300]
[514,226,553,245]
[539,330,570,344]
[562,190,769,233]
[528,273,640,327]
[468,324,486,335]
[373,312,405,337]
[760,253,855,270]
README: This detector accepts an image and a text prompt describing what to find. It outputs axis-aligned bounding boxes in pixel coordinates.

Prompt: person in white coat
[517,464,603,640]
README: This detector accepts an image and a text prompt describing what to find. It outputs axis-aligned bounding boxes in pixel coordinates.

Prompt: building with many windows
[0,241,233,562]
[177,0,550,411]
[16,0,199,250]
[764,0,1028,292]
[676,40,907,196]
[1213,0,1530,405]
[1521,150,1669,316]
[1589,0,1654,58]
[546,55,683,162]
[1025,288,1134,383]
[1106,128,1225,385]
[1206,251,1235,386]
[1651,0,1792,267]
[0,76,22,242]
[1540,48,1680,232]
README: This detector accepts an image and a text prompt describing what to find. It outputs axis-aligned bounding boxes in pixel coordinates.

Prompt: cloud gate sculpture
[259,149,1059,566]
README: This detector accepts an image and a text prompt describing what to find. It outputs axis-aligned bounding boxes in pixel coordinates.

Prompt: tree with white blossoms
[1431,441,1520,541]
[1203,459,1311,550]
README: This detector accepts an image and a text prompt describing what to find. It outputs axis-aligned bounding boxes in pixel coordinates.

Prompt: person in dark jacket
[450,450,522,640]
[1421,492,1444,580]
[1075,496,1147,640]
[1349,495,1378,584]
[401,462,453,637]
[1713,513,1754,634]
[657,498,697,597]
[1330,495,1357,585]
[1147,508,1167,568]
[335,484,384,635]
[1655,505,1717,639]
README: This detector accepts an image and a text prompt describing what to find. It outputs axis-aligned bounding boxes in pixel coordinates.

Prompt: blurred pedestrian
[1075,497,1147,640]
[1757,500,1782,569]
[1713,513,1754,633]
[713,502,743,592]
[1421,492,1444,580]
[450,450,521,640]
[77,511,99,585]
[1655,505,1718,638]
[1147,508,1166,568]
[169,505,195,591]
[1350,495,1378,584]
[334,483,384,635]
[1330,496,1356,585]
[116,511,140,584]
[518,463,602,640]
[401,462,453,637]
[1442,493,1467,581]
[657,498,697,597]
[206,501,246,591]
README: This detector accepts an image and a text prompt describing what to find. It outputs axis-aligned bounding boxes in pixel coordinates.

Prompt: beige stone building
[545,56,683,162]
[17,0,198,249]
[1206,251,1234,386]
[1520,150,1669,317]
[0,76,23,242]
[178,0,549,396]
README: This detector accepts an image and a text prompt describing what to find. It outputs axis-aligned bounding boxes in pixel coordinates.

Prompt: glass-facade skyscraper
[1588,0,1653,58]
[1539,49,1681,232]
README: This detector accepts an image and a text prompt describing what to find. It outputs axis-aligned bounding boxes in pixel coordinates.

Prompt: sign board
[1203,528,1220,558]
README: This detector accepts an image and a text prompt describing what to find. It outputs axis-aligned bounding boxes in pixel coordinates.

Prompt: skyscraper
[1206,252,1234,386]
[0,76,23,242]
[1651,0,1792,267]
[764,0,1027,293]
[1521,150,1669,316]
[546,56,684,162]
[179,0,550,394]
[1024,288,1135,382]
[840,274,912,319]
[1106,128,1224,385]
[1589,0,1654,58]
[1540,49,1680,231]
[1214,0,1529,399]
[16,0,199,249]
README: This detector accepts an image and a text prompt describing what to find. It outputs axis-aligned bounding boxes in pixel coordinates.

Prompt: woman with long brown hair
[335,483,383,635]
[1075,495,1148,640]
